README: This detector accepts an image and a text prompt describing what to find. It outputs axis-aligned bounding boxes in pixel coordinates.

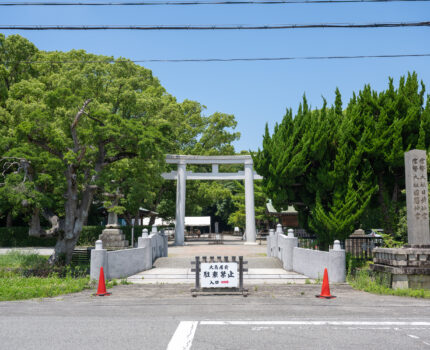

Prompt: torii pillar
[244,159,257,244]
[175,161,187,246]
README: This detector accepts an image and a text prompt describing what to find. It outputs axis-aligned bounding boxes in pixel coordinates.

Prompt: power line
[1,0,429,5]
[0,22,429,30]
[5,53,430,63]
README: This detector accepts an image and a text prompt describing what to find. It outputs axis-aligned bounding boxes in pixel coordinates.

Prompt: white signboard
[200,262,238,288]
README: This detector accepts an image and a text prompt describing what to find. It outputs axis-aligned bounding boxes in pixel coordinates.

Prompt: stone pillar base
[371,247,430,289]
[99,228,129,250]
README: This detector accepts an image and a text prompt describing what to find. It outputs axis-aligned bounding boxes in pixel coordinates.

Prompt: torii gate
[161,155,262,245]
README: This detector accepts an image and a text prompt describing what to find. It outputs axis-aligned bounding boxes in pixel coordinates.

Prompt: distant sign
[200,262,238,288]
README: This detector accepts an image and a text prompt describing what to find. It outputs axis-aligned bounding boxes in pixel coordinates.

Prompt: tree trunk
[6,211,12,227]
[47,185,96,265]
[123,213,132,226]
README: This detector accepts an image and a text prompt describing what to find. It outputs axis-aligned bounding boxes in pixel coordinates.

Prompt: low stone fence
[267,224,346,283]
[371,246,430,289]
[90,227,168,281]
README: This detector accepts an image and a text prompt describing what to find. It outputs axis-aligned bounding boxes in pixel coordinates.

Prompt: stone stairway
[127,257,311,284]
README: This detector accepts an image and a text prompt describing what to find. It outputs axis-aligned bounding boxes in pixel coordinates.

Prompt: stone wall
[90,228,168,281]
[267,224,346,283]
[371,246,430,289]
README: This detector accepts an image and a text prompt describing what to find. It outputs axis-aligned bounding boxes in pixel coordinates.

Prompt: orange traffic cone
[95,266,111,296]
[315,268,336,299]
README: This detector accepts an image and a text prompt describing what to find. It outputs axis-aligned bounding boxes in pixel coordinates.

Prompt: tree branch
[0,157,31,185]
[71,99,92,152]
[29,208,63,238]
[84,111,105,126]
[104,152,137,165]
[27,135,64,159]
[76,146,87,164]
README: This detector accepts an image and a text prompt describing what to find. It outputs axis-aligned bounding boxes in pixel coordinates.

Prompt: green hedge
[0,225,173,247]
[77,226,104,246]
[0,227,57,247]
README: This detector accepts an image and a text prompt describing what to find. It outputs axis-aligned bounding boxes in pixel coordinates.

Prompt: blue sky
[1,1,429,151]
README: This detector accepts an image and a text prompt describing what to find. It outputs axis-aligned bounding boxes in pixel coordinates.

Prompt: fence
[267,225,346,283]
[294,231,382,259]
[90,229,168,281]
[344,236,382,260]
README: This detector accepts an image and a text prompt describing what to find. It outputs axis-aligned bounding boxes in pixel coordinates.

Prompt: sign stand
[191,256,248,297]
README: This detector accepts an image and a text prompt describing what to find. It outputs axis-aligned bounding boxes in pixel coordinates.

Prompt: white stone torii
[161,155,262,245]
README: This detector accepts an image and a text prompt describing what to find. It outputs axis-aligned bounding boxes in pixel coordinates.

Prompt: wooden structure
[266,200,299,227]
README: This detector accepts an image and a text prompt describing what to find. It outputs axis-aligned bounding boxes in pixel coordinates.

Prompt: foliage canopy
[253,73,430,247]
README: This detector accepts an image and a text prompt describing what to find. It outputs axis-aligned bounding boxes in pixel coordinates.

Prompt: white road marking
[200,321,430,326]
[167,321,198,350]
[408,335,420,339]
[167,320,430,349]
[252,326,275,331]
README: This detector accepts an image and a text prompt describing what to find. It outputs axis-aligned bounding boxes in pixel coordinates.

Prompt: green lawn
[0,251,91,301]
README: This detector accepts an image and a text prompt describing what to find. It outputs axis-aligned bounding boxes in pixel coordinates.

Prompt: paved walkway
[128,242,310,284]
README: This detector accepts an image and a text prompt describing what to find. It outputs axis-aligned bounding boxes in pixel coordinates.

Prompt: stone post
[329,240,346,283]
[405,149,430,245]
[161,230,168,257]
[244,161,257,244]
[175,162,186,246]
[90,240,107,281]
[282,229,298,271]
[137,233,152,270]
[274,224,283,258]
[267,228,275,257]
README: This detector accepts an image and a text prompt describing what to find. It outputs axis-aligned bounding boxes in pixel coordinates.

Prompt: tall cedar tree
[253,74,430,248]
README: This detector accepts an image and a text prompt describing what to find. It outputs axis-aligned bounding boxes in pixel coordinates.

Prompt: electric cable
[4,53,430,64]
[0,0,429,5]
[0,22,429,30]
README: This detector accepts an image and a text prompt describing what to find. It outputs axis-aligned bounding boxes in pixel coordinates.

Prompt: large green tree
[0,34,241,262]
[254,74,430,247]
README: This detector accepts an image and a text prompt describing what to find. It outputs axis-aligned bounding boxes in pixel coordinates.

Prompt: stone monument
[371,150,430,289]
[98,190,129,250]
[405,150,430,244]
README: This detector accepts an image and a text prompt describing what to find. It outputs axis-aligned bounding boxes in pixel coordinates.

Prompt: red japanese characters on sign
[200,262,238,288]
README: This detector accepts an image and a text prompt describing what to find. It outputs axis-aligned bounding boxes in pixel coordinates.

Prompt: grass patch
[348,269,430,298]
[0,250,48,269]
[347,254,430,299]
[0,251,91,301]
[0,275,90,301]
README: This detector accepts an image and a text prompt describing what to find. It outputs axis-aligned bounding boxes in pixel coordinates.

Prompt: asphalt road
[1,284,430,350]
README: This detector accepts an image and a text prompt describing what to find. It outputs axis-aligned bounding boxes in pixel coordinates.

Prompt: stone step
[100,234,126,242]
[127,267,311,284]
[127,278,311,285]
[105,241,129,248]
